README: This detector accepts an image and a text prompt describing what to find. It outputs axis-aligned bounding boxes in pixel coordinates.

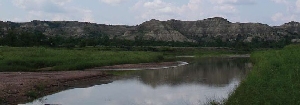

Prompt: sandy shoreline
[0,61,181,104]
[0,71,111,105]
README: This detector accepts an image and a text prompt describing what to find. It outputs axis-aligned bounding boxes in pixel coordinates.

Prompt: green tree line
[0,30,293,50]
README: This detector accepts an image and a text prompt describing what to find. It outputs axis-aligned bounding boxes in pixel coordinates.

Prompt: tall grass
[0,47,163,72]
[226,44,300,105]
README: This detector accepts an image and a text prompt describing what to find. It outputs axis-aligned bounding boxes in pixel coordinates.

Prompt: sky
[0,0,300,26]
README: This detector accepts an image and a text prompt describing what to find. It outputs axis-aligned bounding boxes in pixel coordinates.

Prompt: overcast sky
[0,0,300,26]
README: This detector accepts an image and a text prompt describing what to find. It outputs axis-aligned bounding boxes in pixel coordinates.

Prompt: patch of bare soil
[0,71,111,105]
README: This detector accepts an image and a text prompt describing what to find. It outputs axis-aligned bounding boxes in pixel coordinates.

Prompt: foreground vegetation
[226,44,300,105]
[0,47,164,72]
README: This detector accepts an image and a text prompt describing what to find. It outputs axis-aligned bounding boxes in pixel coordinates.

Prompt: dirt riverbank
[0,71,112,105]
[0,61,181,105]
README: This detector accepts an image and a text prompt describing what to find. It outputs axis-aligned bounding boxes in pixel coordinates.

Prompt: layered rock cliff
[1,17,300,43]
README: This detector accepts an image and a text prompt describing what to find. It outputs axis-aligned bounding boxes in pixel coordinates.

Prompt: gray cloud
[13,0,69,13]
[132,0,243,23]
[100,0,129,5]
[1,0,296,26]
[270,0,300,25]
[12,0,94,22]
[226,0,256,5]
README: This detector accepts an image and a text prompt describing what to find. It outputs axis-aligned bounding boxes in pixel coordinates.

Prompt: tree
[4,30,18,46]
[102,35,110,46]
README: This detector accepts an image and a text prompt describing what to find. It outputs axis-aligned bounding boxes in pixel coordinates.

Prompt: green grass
[0,98,8,105]
[0,47,164,72]
[25,91,39,99]
[0,46,238,72]
[226,44,300,105]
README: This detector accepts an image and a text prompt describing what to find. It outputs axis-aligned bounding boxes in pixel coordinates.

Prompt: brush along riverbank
[226,44,300,105]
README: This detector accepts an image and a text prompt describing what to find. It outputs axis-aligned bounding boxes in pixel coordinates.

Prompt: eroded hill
[0,17,300,46]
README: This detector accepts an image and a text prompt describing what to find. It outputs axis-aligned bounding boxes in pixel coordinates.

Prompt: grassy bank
[0,46,240,72]
[226,44,300,105]
[0,47,163,72]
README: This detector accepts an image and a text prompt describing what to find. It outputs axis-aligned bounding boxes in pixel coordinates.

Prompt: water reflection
[25,57,251,105]
[137,57,250,87]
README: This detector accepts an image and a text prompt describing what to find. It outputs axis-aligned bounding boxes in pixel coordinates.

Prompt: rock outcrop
[120,17,299,42]
[122,19,194,42]
[1,17,300,43]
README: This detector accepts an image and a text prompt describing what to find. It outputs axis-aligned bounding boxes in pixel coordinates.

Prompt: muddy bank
[0,61,182,105]
[0,71,112,105]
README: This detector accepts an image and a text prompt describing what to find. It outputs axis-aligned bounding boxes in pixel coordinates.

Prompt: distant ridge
[0,17,300,43]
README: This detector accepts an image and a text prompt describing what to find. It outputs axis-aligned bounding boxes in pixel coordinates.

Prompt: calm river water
[25,57,251,105]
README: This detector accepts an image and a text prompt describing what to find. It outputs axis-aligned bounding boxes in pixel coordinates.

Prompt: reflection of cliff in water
[136,58,251,88]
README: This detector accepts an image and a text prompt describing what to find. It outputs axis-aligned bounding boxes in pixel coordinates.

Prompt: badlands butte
[0,17,300,43]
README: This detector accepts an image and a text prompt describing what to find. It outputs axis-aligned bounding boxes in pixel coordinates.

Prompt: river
[25,57,251,105]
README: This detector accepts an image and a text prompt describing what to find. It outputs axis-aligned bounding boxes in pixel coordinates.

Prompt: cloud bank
[131,0,256,23]
[12,0,94,22]
[270,0,300,25]
[0,0,298,25]
[100,0,129,5]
